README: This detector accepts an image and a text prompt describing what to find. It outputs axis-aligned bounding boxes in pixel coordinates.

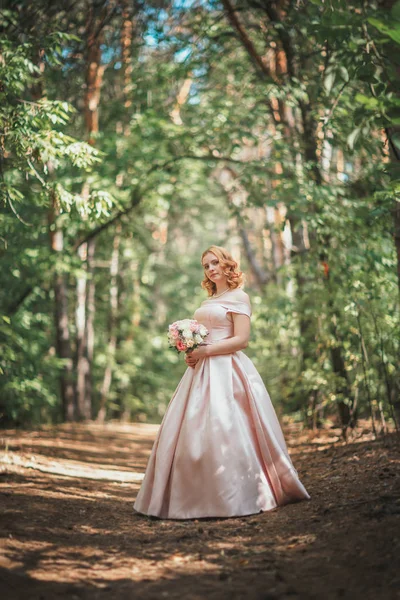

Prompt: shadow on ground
[0,422,399,600]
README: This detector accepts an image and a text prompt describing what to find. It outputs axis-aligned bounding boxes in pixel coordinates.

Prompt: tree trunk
[29,39,76,421]
[238,225,269,288]
[48,192,75,421]
[265,205,285,278]
[322,252,356,431]
[386,127,400,426]
[75,242,90,420]
[394,197,400,297]
[97,224,121,423]
[85,238,96,412]
[121,0,135,110]
[75,1,107,418]
[84,3,106,146]
[385,128,400,297]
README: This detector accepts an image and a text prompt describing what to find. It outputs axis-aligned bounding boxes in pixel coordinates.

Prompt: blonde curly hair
[201,245,244,297]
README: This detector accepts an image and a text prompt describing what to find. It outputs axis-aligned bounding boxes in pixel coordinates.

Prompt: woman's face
[202,252,227,284]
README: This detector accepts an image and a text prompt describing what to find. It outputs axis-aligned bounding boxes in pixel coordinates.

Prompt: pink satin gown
[134,289,310,519]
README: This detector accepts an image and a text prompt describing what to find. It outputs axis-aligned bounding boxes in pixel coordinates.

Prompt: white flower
[199,325,208,336]
[182,329,193,339]
[194,334,203,344]
[186,339,194,348]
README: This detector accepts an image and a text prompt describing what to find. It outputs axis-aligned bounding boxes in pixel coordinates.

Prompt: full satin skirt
[134,351,310,519]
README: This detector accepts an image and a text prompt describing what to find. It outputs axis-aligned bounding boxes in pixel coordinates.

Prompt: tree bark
[31,53,76,422]
[48,191,75,421]
[75,242,90,420]
[84,2,106,145]
[239,225,270,288]
[74,1,107,418]
[97,224,121,423]
[385,127,400,427]
[85,238,96,412]
[322,251,356,431]
[121,0,134,109]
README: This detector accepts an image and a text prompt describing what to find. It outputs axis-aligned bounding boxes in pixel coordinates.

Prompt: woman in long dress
[133,245,310,519]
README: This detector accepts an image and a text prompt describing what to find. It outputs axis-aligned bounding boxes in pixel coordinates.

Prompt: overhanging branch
[8,152,271,314]
[74,153,257,250]
[221,0,277,82]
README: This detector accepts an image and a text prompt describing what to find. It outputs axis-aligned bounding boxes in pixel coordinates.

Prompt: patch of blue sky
[59,46,79,71]
[100,44,119,65]
[174,47,192,63]
[143,1,214,53]
[173,0,200,9]
[187,69,208,105]
[143,7,169,48]
[188,91,201,105]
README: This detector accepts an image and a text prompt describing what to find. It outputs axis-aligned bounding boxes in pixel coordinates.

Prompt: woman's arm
[186,313,250,366]
[205,313,250,355]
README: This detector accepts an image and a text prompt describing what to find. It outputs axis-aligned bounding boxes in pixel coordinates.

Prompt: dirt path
[0,421,399,600]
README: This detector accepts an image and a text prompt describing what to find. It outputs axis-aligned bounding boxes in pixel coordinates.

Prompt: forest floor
[0,419,399,600]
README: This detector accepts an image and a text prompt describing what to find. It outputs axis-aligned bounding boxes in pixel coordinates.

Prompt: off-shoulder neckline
[202,289,247,303]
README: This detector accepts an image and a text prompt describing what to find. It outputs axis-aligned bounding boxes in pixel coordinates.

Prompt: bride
[133,245,310,519]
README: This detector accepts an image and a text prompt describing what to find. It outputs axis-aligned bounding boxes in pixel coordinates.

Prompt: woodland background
[1,0,400,435]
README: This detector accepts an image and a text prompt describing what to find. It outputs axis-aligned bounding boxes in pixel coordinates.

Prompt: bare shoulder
[233,288,251,303]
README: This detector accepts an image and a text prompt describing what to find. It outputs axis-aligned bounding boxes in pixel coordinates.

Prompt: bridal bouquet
[168,319,208,353]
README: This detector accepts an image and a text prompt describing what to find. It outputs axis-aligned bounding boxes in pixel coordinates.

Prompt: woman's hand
[185,352,197,368]
[185,344,209,368]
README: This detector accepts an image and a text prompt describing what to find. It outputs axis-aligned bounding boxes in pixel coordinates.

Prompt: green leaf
[368,17,400,45]
[354,93,379,110]
[339,66,349,83]
[347,127,361,150]
[324,71,336,95]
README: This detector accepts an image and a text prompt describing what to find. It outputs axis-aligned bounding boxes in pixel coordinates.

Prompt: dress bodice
[193,290,252,343]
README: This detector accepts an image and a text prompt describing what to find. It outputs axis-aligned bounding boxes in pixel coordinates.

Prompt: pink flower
[176,339,186,352]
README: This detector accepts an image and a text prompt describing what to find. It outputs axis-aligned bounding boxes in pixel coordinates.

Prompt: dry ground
[0,420,399,600]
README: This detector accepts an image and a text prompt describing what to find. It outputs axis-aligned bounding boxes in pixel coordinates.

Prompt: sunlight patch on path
[0,451,144,482]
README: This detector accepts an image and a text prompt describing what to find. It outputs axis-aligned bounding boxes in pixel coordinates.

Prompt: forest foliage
[0,0,399,436]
